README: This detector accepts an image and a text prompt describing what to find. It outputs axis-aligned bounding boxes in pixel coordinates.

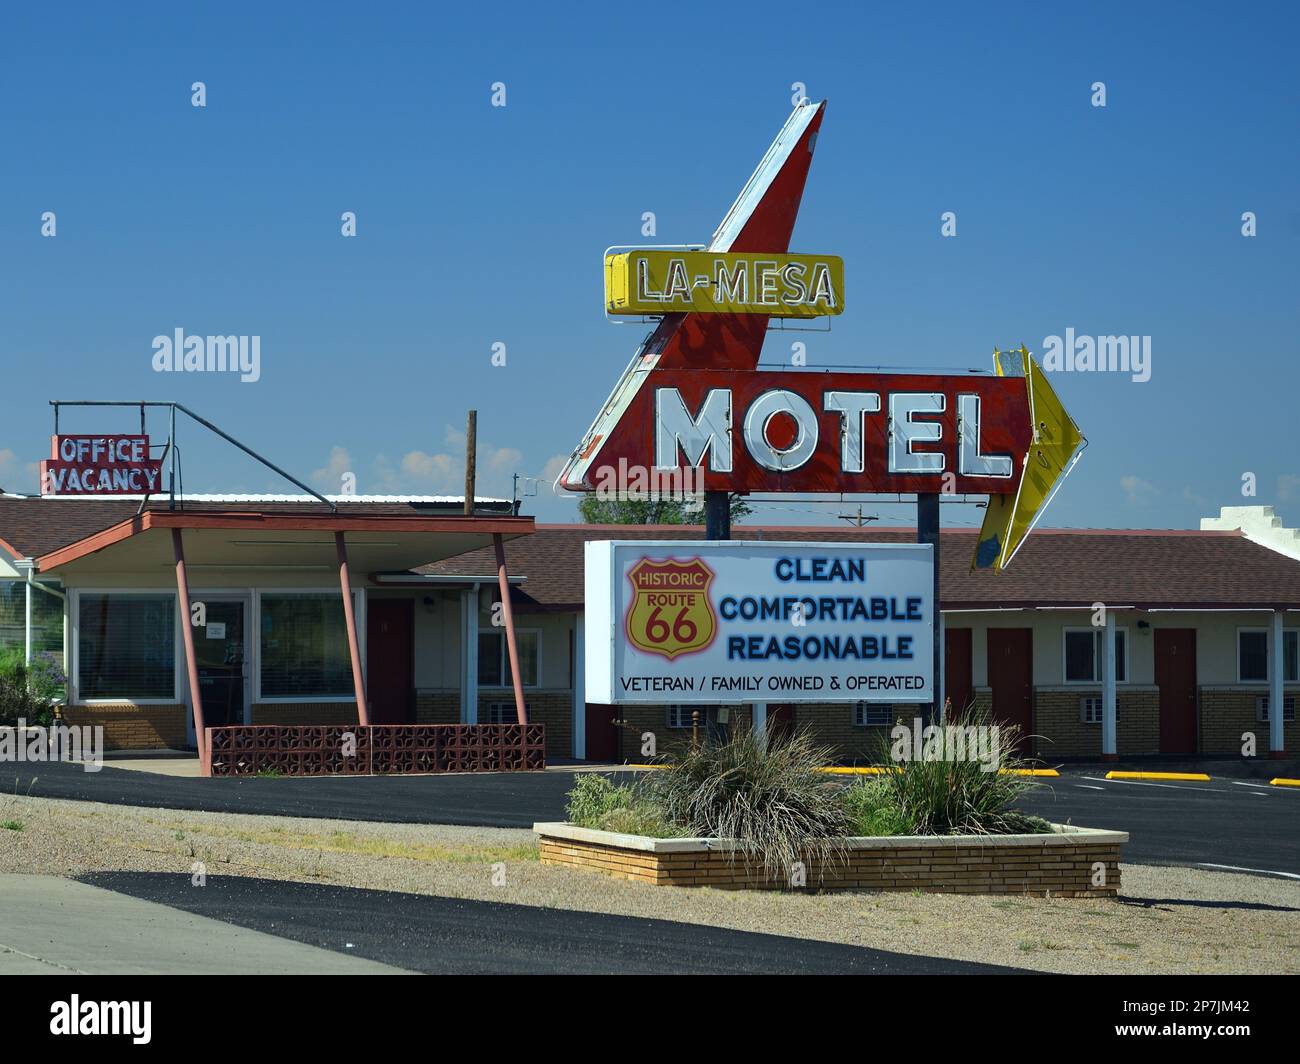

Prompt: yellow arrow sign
[974,346,1085,571]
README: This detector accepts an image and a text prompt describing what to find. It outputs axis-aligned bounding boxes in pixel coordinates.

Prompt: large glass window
[259,593,353,698]
[1238,629,1299,683]
[78,594,175,700]
[0,580,64,664]
[477,629,539,687]
[1063,628,1127,683]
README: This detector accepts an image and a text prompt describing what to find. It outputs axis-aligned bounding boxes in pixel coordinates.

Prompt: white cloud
[312,427,547,499]
[1120,474,1159,505]
[311,446,354,492]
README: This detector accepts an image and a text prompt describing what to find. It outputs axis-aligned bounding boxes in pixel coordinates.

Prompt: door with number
[367,599,415,725]
[987,628,1032,748]
[1155,629,1197,754]
[196,601,246,730]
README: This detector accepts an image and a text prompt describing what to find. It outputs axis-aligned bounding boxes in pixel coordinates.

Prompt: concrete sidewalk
[0,874,410,975]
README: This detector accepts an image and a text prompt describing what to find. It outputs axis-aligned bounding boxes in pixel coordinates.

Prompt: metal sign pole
[704,490,730,744]
[917,493,942,725]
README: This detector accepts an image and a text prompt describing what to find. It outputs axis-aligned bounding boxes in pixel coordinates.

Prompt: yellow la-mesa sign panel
[605,250,844,317]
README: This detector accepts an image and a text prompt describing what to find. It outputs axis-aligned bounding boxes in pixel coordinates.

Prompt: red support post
[172,528,209,775]
[335,531,370,727]
[493,533,528,726]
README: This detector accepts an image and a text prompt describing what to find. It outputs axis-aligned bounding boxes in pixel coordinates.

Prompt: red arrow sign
[559,102,1070,514]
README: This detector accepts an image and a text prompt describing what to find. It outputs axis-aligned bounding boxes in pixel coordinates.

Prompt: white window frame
[477,626,541,690]
[484,700,529,724]
[1236,627,1299,685]
[1256,695,1296,723]
[1079,696,1121,724]
[853,701,892,726]
[666,704,701,729]
[1062,626,1129,685]
[69,588,182,706]
[255,588,365,704]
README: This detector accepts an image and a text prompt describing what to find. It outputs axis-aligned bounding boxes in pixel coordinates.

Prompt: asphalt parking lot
[3,758,1297,876]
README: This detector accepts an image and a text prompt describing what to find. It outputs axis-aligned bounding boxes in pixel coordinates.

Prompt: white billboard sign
[585,540,934,705]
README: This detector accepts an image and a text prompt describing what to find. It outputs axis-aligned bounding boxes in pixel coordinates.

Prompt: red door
[366,599,414,725]
[585,704,619,761]
[944,628,973,721]
[987,628,1032,744]
[767,704,796,745]
[1156,629,1197,753]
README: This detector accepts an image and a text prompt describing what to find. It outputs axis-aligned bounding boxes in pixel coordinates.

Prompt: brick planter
[535,822,1126,896]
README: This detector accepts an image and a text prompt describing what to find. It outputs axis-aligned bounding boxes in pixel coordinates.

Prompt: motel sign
[563,101,1084,571]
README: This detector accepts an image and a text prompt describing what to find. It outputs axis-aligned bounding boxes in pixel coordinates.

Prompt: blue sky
[1,1,1296,530]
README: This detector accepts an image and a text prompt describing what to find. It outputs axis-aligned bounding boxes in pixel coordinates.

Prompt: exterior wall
[1199,686,1300,755]
[40,565,1300,760]
[1032,687,1159,758]
[614,704,753,760]
[60,703,186,750]
[415,691,459,723]
[251,702,360,725]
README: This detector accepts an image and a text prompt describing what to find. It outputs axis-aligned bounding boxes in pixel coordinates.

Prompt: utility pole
[838,505,877,527]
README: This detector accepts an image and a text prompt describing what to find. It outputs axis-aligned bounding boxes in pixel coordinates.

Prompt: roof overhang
[35,510,534,578]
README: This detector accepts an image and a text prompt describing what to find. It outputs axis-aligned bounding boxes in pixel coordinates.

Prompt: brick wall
[415,691,459,724]
[1032,688,1160,758]
[539,829,1123,896]
[1199,686,1300,755]
[59,704,187,750]
[479,690,572,758]
[614,704,754,761]
[250,702,361,725]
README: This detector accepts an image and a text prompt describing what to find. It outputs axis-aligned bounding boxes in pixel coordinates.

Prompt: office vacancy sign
[39,435,164,496]
[585,540,934,705]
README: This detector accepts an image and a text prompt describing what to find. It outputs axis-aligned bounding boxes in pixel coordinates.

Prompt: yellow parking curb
[819,766,895,774]
[1269,777,1300,788]
[1001,768,1060,777]
[1104,771,1211,782]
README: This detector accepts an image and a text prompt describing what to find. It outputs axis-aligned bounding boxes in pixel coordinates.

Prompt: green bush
[648,729,850,883]
[841,778,910,837]
[564,773,679,837]
[0,650,65,723]
[865,705,1053,836]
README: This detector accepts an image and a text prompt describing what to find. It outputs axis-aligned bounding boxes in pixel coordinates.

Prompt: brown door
[366,599,414,725]
[987,628,1032,744]
[585,704,619,761]
[944,628,973,720]
[1155,629,1197,753]
[767,704,796,745]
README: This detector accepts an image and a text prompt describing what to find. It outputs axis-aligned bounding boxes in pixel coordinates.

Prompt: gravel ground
[1,794,1296,974]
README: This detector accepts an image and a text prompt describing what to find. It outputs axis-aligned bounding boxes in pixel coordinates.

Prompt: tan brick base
[59,704,187,750]
[1199,686,1300,755]
[538,828,1122,896]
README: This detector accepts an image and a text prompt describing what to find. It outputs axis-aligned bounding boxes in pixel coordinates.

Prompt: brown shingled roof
[415,523,1300,611]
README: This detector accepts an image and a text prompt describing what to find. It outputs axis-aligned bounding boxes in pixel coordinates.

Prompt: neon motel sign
[40,435,164,495]
[562,101,1084,570]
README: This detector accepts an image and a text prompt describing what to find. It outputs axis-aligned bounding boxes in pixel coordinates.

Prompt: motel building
[1,492,1298,765]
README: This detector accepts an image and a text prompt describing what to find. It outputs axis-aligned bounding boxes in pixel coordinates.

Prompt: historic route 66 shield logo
[624,557,717,660]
